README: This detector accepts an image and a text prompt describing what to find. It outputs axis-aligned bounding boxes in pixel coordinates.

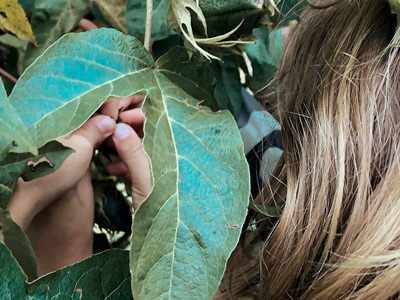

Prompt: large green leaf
[23,0,88,69]
[131,50,250,299]
[0,79,36,160]
[0,141,73,209]
[0,243,131,299]
[0,208,37,281]
[7,29,250,299]
[126,0,173,42]
[210,56,243,117]
[10,29,153,147]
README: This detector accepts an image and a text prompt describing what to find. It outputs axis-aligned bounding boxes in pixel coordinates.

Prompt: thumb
[111,123,151,209]
[72,115,116,149]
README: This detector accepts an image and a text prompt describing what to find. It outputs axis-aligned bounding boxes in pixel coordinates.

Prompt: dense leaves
[23,0,88,68]
[5,28,250,299]
[0,243,131,299]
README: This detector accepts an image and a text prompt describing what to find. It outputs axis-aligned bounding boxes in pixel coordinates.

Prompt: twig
[0,67,17,83]
[144,0,153,51]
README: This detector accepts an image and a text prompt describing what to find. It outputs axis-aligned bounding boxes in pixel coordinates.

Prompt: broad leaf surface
[0,79,36,160]
[127,0,173,42]
[0,208,37,281]
[10,29,153,147]
[7,29,250,299]
[0,0,37,45]
[0,141,73,208]
[0,243,131,299]
[23,0,88,69]
[131,49,250,300]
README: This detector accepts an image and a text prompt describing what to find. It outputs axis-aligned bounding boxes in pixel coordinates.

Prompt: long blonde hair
[216,0,400,299]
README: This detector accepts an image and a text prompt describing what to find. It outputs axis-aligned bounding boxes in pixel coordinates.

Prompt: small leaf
[0,0,37,45]
[0,208,37,281]
[126,0,173,41]
[23,0,88,68]
[0,141,73,209]
[248,195,283,218]
[245,27,284,93]
[7,29,250,299]
[0,243,131,298]
[90,0,128,33]
[11,29,153,147]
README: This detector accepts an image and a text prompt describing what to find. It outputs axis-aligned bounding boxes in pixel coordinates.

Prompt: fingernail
[97,116,114,133]
[115,123,130,139]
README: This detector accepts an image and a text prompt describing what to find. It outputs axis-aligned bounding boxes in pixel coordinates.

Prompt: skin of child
[7,96,151,276]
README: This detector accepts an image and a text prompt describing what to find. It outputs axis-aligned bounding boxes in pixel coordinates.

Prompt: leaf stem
[0,67,17,83]
[144,0,153,51]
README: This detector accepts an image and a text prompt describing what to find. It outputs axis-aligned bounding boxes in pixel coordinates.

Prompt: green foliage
[0,208,37,281]
[0,1,307,299]
[0,243,131,299]
[131,47,250,299]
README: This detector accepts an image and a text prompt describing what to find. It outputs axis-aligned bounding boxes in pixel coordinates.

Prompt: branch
[144,0,153,51]
[0,67,17,83]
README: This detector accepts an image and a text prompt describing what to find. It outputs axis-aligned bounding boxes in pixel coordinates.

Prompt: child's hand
[104,95,151,209]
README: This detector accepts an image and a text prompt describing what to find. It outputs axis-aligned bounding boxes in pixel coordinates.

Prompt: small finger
[79,19,98,31]
[112,123,151,208]
[101,98,120,120]
[119,95,145,111]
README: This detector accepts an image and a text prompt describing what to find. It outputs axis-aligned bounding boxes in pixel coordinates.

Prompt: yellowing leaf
[0,0,37,45]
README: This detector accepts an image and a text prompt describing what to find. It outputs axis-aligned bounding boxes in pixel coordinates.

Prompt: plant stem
[0,67,17,83]
[144,0,153,51]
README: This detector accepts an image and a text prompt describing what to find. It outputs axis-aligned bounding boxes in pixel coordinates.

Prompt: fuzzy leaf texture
[6,28,250,299]
[0,0,37,45]
[0,243,131,299]
[131,49,250,299]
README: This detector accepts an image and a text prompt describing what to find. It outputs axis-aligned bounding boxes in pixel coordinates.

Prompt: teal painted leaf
[0,243,131,299]
[126,0,173,42]
[0,79,36,161]
[130,48,250,299]
[0,208,37,281]
[10,29,153,147]
[0,141,73,209]
[23,0,88,69]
